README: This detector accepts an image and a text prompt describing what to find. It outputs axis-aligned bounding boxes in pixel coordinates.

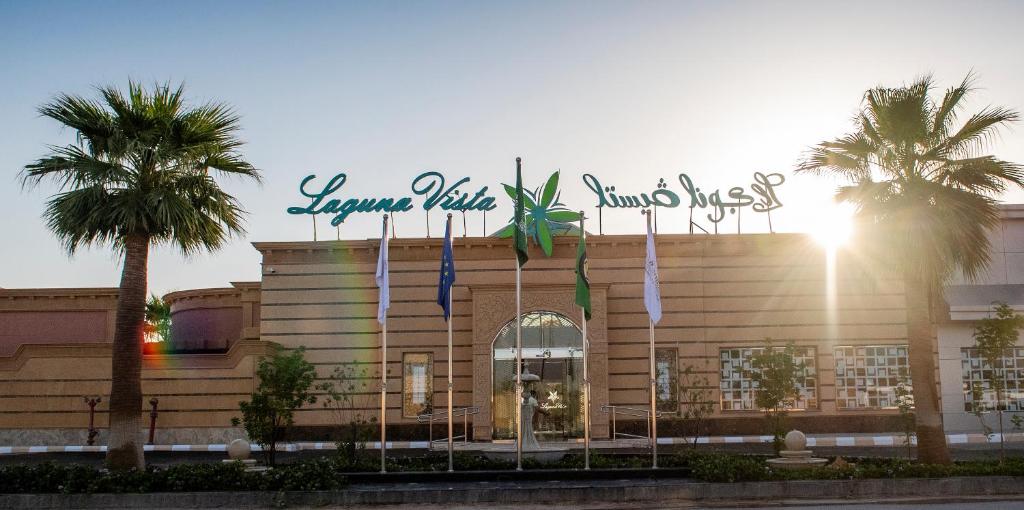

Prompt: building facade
[5,207,1024,444]
[2,229,921,445]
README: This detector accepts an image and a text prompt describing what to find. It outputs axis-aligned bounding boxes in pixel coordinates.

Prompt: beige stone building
[3,227,925,445]
[8,206,1024,445]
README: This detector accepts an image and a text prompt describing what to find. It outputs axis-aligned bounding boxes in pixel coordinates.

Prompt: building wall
[0,229,924,445]
[940,204,1024,433]
[256,232,911,438]
[165,283,261,351]
[0,289,118,356]
[0,285,270,445]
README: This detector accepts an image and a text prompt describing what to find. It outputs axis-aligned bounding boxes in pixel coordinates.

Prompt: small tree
[971,302,1024,462]
[316,362,378,467]
[232,346,317,466]
[680,361,715,448]
[748,340,805,454]
[894,377,916,459]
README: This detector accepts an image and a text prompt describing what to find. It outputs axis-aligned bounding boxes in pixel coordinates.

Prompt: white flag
[644,216,662,324]
[375,217,390,324]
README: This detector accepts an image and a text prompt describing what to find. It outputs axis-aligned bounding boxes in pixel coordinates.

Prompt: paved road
[327,499,1024,509]
[357,499,1024,509]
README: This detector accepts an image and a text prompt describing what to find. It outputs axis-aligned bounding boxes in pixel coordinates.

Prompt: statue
[519,366,542,451]
[521,390,543,451]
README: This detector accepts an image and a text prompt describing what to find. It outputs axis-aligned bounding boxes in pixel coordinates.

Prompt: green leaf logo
[494,170,581,256]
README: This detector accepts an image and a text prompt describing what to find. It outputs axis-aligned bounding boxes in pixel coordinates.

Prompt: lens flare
[810,203,854,250]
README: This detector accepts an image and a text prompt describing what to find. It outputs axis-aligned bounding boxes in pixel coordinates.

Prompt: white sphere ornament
[784,430,807,451]
[228,439,251,460]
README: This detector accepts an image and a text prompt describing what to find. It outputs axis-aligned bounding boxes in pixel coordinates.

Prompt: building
[939,204,1024,434]
[2,207,1021,445]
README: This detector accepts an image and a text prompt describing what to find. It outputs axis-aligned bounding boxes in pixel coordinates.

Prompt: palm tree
[22,82,260,470]
[796,75,1022,464]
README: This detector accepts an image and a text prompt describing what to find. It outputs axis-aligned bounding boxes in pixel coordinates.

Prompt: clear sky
[2,0,1023,295]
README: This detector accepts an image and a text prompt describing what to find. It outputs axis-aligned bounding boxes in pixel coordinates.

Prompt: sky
[1,0,1023,296]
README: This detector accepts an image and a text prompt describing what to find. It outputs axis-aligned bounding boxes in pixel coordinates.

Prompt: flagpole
[515,259,523,471]
[646,210,658,469]
[446,214,455,473]
[380,214,389,474]
[580,211,591,471]
[511,156,527,472]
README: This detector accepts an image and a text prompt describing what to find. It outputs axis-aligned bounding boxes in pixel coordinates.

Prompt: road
[355,500,1024,510]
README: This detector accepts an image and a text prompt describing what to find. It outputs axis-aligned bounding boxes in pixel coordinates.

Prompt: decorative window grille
[961,347,1024,412]
[719,347,817,411]
[834,345,911,409]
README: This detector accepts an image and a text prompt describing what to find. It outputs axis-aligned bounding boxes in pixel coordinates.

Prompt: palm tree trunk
[904,274,951,465]
[105,233,149,470]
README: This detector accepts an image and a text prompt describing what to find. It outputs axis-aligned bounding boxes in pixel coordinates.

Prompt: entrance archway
[491,311,584,440]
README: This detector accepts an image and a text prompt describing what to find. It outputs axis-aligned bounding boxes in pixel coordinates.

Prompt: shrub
[232,346,317,466]
[688,454,770,483]
[0,460,345,494]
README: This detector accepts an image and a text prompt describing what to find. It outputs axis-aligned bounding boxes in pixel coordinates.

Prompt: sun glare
[810,202,854,250]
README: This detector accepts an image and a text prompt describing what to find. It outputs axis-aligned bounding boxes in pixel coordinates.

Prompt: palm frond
[22,145,131,190]
[932,157,1024,194]
[929,106,1019,160]
[930,74,973,141]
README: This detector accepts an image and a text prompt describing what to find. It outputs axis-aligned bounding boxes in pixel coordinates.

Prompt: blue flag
[437,218,456,321]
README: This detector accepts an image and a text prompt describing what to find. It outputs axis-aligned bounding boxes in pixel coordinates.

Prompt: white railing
[600,404,672,444]
[416,406,481,448]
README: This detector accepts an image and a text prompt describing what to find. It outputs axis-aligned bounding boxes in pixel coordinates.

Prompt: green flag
[514,157,529,267]
[575,218,591,320]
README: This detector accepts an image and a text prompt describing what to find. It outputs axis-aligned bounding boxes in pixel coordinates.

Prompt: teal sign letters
[287,172,497,226]
[582,172,785,224]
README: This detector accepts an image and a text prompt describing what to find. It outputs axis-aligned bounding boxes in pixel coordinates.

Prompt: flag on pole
[513,157,529,268]
[574,219,591,321]
[437,216,456,321]
[375,215,390,324]
[643,212,662,324]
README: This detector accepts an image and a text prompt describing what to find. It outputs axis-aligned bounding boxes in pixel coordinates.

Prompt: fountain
[766,430,827,470]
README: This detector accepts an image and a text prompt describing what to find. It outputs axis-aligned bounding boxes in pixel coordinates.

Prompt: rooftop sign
[286,168,786,233]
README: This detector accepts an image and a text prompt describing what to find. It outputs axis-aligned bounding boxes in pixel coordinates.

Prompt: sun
[809,202,854,250]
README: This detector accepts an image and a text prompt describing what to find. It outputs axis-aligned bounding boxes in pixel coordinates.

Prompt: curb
[2,476,1023,508]
[1,432,1016,455]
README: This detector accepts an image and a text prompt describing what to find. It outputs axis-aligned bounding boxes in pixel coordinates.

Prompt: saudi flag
[575,222,591,320]
[513,157,529,267]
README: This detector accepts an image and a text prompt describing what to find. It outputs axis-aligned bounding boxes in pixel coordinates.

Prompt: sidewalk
[1,432,1017,455]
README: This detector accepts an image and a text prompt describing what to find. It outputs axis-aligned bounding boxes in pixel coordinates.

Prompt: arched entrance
[491,311,584,440]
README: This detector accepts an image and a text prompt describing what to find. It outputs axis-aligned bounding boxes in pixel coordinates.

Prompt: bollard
[83,396,101,446]
[148,398,159,445]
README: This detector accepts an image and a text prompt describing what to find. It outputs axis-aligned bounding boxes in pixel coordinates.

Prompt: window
[719,346,817,411]
[961,347,1024,412]
[403,353,433,417]
[834,345,911,409]
[655,348,678,412]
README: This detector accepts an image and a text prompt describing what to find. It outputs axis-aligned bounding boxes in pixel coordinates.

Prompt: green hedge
[0,458,346,494]
[5,453,1024,493]
[687,454,1024,483]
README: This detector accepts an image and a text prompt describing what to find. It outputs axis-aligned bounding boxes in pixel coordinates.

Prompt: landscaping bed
[5,451,1024,494]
